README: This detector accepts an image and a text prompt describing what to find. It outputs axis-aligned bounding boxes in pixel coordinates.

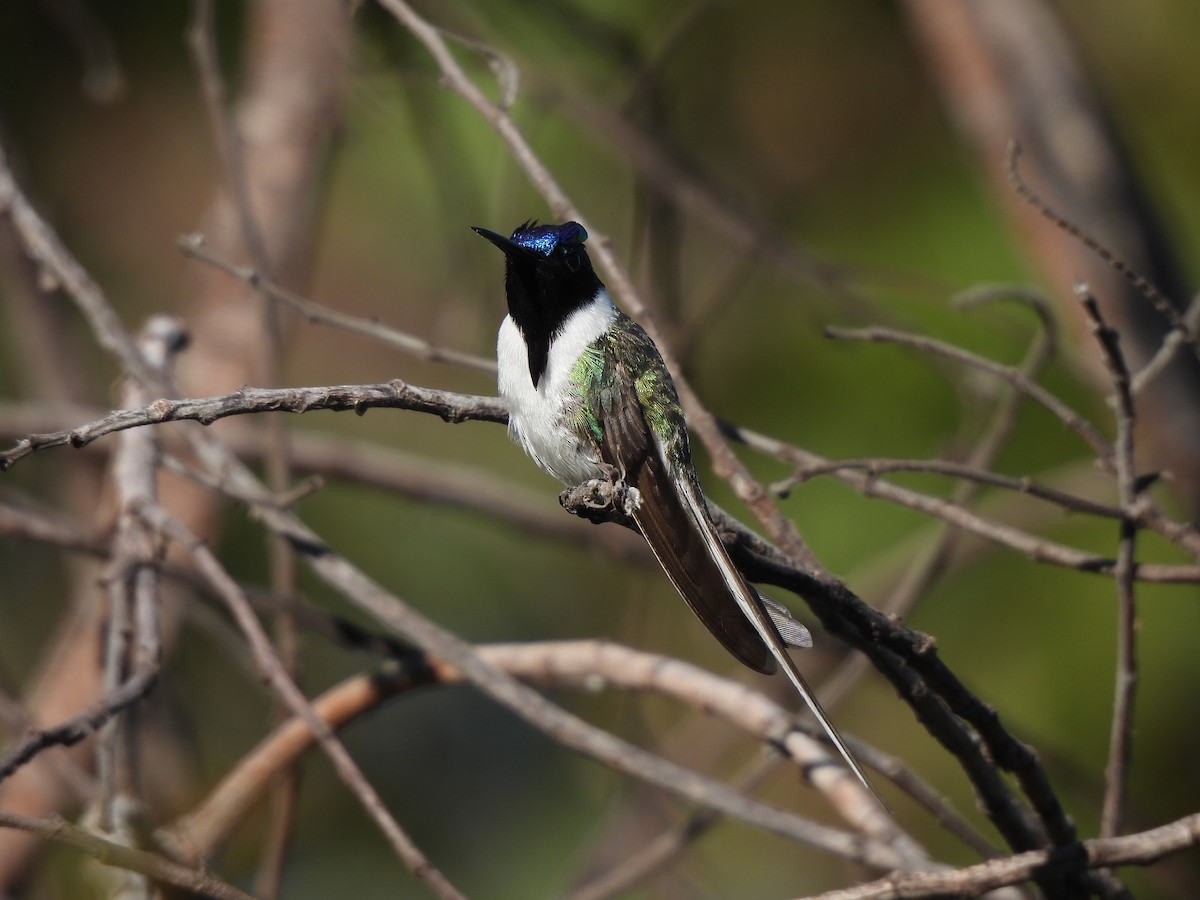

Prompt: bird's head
[473,220,605,386]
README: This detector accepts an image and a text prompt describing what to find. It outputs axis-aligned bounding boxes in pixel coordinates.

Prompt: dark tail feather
[630,455,777,674]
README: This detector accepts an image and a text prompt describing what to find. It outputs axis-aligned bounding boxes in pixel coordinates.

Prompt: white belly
[497,292,618,486]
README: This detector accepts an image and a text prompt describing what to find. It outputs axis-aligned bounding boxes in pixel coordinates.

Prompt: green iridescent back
[567,312,689,465]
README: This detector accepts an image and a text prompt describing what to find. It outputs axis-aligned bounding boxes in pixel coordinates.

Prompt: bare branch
[825,323,1112,461]
[0,811,254,900]
[94,316,182,829]
[807,813,1200,900]
[0,143,153,386]
[1132,291,1200,395]
[731,425,1200,583]
[1007,142,1200,368]
[182,454,912,868]
[163,641,934,869]
[0,675,156,788]
[141,503,468,900]
[774,457,1123,521]
[1080,288,1140,840]
[177,233,497,374]
[0,382,506,471]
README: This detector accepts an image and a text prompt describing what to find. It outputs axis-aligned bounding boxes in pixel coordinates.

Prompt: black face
[473,220,605,388]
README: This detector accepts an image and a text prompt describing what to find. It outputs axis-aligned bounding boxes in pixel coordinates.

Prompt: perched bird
[475,220,880,802]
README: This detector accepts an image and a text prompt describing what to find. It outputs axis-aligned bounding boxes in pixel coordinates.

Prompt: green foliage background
[1,1,1198,897]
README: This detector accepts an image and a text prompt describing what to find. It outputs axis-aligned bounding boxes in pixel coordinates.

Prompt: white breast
[497,290,618,485]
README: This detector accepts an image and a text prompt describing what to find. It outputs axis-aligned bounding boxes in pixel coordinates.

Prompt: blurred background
[1,1,1198,897]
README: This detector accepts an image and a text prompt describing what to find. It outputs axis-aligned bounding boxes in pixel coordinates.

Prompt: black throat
[505,256,603,388]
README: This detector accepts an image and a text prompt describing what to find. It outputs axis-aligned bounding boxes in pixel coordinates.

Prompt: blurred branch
[773,457,1122,521]
[174,451,912,869]
[0,142,155,386]
[163,641,931,869]
[176,233,497,374]
[901,0,1200,511]
[1007,143,1200,369]
[40,0,125,102]
[94,317,182,830]
[0,675,156,787]
[825,323,1112,461]
[0,496,107,556]
[140,502,468,900]
[0,811,254,900]
[730,425,1200,583]
[1134,292,1200,395]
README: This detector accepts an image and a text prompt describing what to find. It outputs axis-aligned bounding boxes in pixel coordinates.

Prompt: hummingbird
[474,220,880,803]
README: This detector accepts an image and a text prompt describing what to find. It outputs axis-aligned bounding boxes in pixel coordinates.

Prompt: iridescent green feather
[570,312,689,463]
[567,342,606,444]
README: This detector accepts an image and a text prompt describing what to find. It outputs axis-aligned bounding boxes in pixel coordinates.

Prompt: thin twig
[0,811,254,900]
[176,233,497,374]
[1131,291,1200,394]
[1006,140,1200,368]
[1080,287,1140,840]
[807,812,1200,900]
[186,5,304,888]
[825,323,1112,461]
[0,674,157,786]
[734,426,1197,583]
[0,143,155,387]
[0,496,109,556]
[140,504,468,900]
[0,382,506,471]
[774,457,1121,521]
[95,317,181,829]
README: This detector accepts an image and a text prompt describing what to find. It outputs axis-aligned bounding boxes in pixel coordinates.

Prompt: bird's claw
[559,474,641,525]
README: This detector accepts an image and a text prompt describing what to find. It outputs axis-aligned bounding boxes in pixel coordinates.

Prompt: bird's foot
[559,474,640,527]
